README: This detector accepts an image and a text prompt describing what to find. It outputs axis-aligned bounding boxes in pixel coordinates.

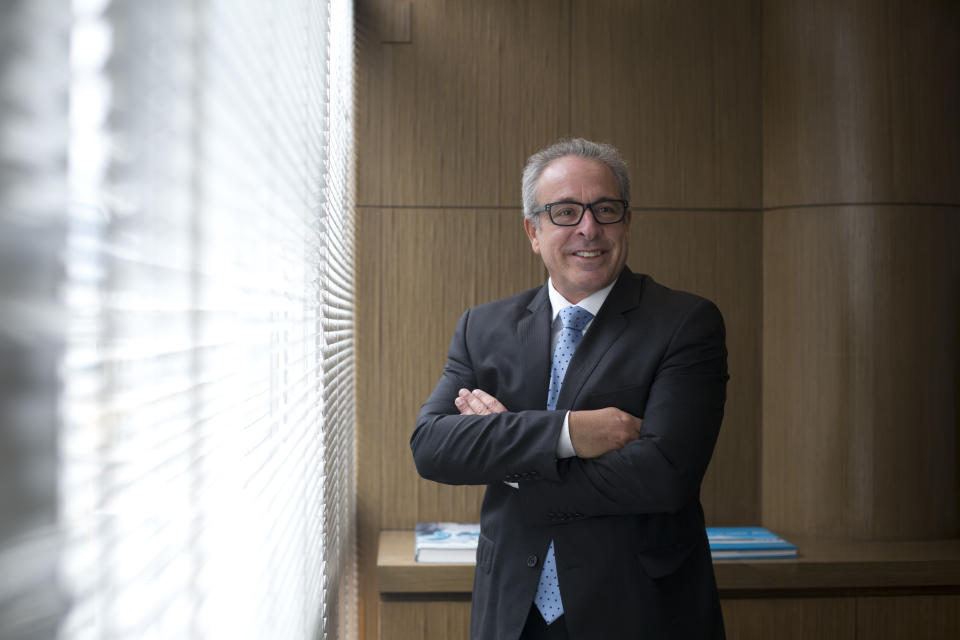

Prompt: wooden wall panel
[722,598,856,639]
[763,0,960,207]
[379,600,471,640]
[357,0,572,208]
[571,0,761,209]
[628,210,762,525]
[378,2,500,207]
[357,206,385,640]
[368,208,544,527]
[856,595,960,640]
[762,206,960,539]
[356,207,543,638]
[495,1,572,206]
[355,0,385,206]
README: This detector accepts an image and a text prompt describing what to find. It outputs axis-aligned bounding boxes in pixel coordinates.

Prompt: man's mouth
[573,250,604,258]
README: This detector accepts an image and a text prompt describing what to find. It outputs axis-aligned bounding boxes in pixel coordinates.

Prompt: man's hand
[455,388,508,415]
[568,408,642,458]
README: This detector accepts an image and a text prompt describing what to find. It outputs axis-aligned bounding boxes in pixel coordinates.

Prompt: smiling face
[524,155,631,303]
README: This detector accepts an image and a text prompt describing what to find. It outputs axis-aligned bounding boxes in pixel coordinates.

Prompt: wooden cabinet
[378,531,960,640]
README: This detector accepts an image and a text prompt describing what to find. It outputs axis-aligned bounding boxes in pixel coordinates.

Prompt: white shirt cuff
[557,411,575,458]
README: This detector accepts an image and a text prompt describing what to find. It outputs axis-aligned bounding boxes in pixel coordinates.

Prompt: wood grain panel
[856,595,960,639]
[357,207,385,640]
[371,208,544,527]
[357,207,543,638]
[571,0,761,209]
[355,0,386,206]
[379,600,471,640]
[722,598,856,639]
[495,0,572,207]
[359,0,571,208]
[762,206,960,539]
[628,209,762,525]
[763,0,960,207]
[376,1,500,206]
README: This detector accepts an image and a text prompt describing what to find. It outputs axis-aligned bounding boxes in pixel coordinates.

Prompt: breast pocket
[583,383,648,417]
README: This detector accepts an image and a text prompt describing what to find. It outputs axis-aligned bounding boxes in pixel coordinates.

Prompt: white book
[414,522,480,564]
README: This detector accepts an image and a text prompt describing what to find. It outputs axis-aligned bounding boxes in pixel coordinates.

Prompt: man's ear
[523,217,541,254]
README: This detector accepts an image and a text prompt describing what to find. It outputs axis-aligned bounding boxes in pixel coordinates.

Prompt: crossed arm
[412,297,727,520]
[454,388,641,459]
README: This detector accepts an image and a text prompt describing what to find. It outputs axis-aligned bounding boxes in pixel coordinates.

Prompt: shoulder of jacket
[634,273,720,318]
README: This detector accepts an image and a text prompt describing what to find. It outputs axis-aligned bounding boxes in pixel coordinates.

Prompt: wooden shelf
[378,530,960,596]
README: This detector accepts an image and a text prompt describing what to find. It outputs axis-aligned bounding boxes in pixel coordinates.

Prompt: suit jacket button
[526,555,538,568]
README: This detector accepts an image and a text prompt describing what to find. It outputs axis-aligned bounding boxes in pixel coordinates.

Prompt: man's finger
[455,388,477,415]
[454,396,474,414]
[471,389,507,413]
[461,388,491,415]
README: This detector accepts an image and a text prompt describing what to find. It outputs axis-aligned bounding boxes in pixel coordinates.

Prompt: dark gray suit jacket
[411,268,728,639]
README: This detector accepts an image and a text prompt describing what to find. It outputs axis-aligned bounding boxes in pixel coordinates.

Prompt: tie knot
[559,305,593,332]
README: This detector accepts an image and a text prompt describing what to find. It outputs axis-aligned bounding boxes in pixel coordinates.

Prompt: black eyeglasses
[532,199,629,226]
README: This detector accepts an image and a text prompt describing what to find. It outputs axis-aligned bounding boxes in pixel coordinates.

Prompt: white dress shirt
[505,278,617,488]
[546,278,617,458]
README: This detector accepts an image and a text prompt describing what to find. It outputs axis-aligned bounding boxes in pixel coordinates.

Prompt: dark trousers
[519,606,570,640]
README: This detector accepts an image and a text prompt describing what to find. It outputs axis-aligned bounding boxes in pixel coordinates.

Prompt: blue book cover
[414,522,480,563]
[706,527,798,559]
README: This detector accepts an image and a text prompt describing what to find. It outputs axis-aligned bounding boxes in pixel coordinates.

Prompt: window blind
[0,2,71,638]
[57,1,356,639]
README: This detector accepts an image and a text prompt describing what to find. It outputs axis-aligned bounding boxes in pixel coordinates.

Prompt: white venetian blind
[59,1,356,639]
[0,2,71,638]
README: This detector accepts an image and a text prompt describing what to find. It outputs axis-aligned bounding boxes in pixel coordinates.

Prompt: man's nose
[575,206,601,235]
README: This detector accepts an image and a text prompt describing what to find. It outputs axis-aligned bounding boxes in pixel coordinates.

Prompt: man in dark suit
[411,138,728,639]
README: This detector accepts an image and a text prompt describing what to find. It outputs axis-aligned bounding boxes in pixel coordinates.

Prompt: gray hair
[521,138,630,227]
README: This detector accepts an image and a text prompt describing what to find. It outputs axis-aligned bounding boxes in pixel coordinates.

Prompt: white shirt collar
[547,278,617,321]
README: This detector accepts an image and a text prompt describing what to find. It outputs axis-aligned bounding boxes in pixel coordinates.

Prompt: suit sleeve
[517,298,728,523]
[410,309,565,486]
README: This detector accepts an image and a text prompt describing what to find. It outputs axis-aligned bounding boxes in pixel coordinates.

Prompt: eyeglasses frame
[531,199,630,226]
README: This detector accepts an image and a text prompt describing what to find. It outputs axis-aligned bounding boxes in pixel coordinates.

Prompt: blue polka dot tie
[534,305,593,624]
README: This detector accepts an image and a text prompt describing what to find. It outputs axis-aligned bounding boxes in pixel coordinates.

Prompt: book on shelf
[414,522,480,563]
[706,526,798,559]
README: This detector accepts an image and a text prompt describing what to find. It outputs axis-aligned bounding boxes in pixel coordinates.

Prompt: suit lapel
[517,285,553,408]
[556,269,645,410]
